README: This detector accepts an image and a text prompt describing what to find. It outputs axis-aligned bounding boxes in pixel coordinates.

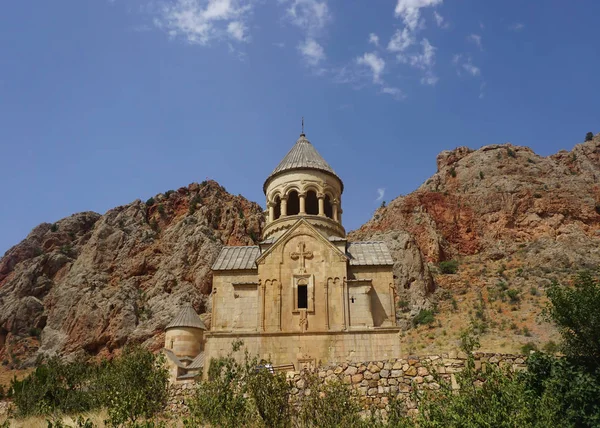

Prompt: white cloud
[433,11,448,28]
[394,0,443,31]
[508,22,525,32]
[227,21,247,41]
[462,62,480,76]
[467,33,483,50]
[387,28,415,53]
[155,0,253,46]
[479,82,486,99]
[284,0,330,36]
[357,52,385,84]
[376,188,385,201]
[369,33,380,47]
[298,38,325,65]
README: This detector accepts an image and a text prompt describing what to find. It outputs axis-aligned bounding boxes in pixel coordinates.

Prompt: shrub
[51,223,59,232]
[413,309,435,326]
[145,197,155,206]
[545,271,600,363]
[157,204,165,216]
[164,190,175,198]
[479,171,484,179]
[188,195,203,215]
[507,288,520,303]
[585,132,594,142]
[439,260,459,274]
[543,340,559,354]
[99,346,169,426]
[449,166,457,177]
[507,148,516,158]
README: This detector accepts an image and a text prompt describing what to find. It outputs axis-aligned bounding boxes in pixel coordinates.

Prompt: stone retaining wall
[167,351,528,415]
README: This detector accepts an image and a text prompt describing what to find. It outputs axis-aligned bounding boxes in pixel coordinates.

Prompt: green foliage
[546,271,600,364]
[186,341,291,428]
[157,204,165,216]
[9,346,168,426]
[524,352,600,427]
[543,340,559,354]
[439,260,459,274]
[521,342,538,354]
[163,190,175,198]
[413,309,435,326]
[585,132,594,142]
[479,171,484,179]
[29,327,41,338]
[10,357,101,417]
[51,223,59,232]
[145,197,155,206]
[507,147,516,158]
[507,288,521,303]
[380,200,386,208]
[449,166,457,177]
[99,346,169,426]
[60,244,74,257]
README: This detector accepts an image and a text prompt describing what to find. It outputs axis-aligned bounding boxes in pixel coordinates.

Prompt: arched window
[297,278,308,309]
[273,196,281,220]
[287,190,300,215]
[305,190,318,215]
[324,195,333,219]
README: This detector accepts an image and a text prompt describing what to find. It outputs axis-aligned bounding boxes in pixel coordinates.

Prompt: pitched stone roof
[264,134,342,191]
[187,352,205,369]
[346,242,394,266]
[212,246,261,270]
[166,305,206,330]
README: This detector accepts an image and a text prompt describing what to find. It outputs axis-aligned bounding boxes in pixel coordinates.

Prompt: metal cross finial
[301,117,304,135]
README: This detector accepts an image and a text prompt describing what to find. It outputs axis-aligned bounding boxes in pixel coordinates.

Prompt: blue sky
[1,0,598,255]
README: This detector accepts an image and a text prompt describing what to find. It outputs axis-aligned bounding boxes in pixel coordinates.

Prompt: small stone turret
[164,305,206,359]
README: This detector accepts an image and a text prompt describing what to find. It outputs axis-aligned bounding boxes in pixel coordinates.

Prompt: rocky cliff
[350,133,600,353]
[2,134,600,367]
[0,181,264,367]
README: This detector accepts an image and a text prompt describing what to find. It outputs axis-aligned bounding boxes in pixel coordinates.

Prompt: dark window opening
[288,190,300,215]
[297,285,308,309]
[274,196,281,220]
[306,190,319,215]
[324,195,333,219]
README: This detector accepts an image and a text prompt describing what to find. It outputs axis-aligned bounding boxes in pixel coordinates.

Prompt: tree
[585,132,594,142]
[545,271,600,365]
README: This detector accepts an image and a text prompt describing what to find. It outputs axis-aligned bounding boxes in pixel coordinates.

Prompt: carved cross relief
[290,242,313,273]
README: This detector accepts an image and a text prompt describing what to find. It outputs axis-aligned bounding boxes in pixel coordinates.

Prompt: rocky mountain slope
[0,181,264,367]
[2,134,599,368]
[351,133,600,353]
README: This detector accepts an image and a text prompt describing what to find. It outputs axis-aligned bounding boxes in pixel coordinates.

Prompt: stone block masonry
[166,351,528,416]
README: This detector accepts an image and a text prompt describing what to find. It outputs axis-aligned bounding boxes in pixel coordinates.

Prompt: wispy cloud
[433,11,448,29]
[387,28,415,54]
[298,38,325,65]
[376,188,385,201]
[467,33,483,50]
[394,0,443,32]
[508,22,525,32]
[154,0,254,46]
[400,38,438,85]
[453,54,480,76]
[282,0,330,68]
[356,52,385,84]
[368,33,380,47]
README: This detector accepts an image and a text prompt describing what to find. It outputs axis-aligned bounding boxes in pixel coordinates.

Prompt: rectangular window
[297,285,308,309]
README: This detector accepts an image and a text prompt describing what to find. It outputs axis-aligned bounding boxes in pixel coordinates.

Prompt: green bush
[585,132,594,142]
[145,197,155,206]
[507,288,521,303]
[449,166,457,177]
[51,223,59,232]
[413,309,435,326]
[164,190,175,198]
[9,346,168,425]
[439,260,459,274]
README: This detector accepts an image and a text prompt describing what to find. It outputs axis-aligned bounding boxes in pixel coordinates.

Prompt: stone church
[164,132,401,381]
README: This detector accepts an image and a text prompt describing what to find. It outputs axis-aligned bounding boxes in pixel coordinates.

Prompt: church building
[164,131,401,381]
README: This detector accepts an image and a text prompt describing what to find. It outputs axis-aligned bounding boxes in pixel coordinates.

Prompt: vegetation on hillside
[2,271,600,427]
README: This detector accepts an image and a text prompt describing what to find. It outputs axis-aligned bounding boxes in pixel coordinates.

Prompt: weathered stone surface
[344,366,358,376]
[404,366,417,376]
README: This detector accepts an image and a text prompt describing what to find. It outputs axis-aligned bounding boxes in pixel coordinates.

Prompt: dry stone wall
[166,351,528,416]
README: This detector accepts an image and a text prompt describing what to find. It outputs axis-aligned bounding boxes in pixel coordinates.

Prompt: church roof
[166,305,206,330]
[346,242,394,266]
[264,134,342,192]
[212,246,261,270]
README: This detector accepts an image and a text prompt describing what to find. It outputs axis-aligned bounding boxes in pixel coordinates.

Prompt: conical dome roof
[166,305,206,330]
[264,134,342,192]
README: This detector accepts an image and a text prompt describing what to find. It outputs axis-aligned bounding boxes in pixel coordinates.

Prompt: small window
[297,285,308,309]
